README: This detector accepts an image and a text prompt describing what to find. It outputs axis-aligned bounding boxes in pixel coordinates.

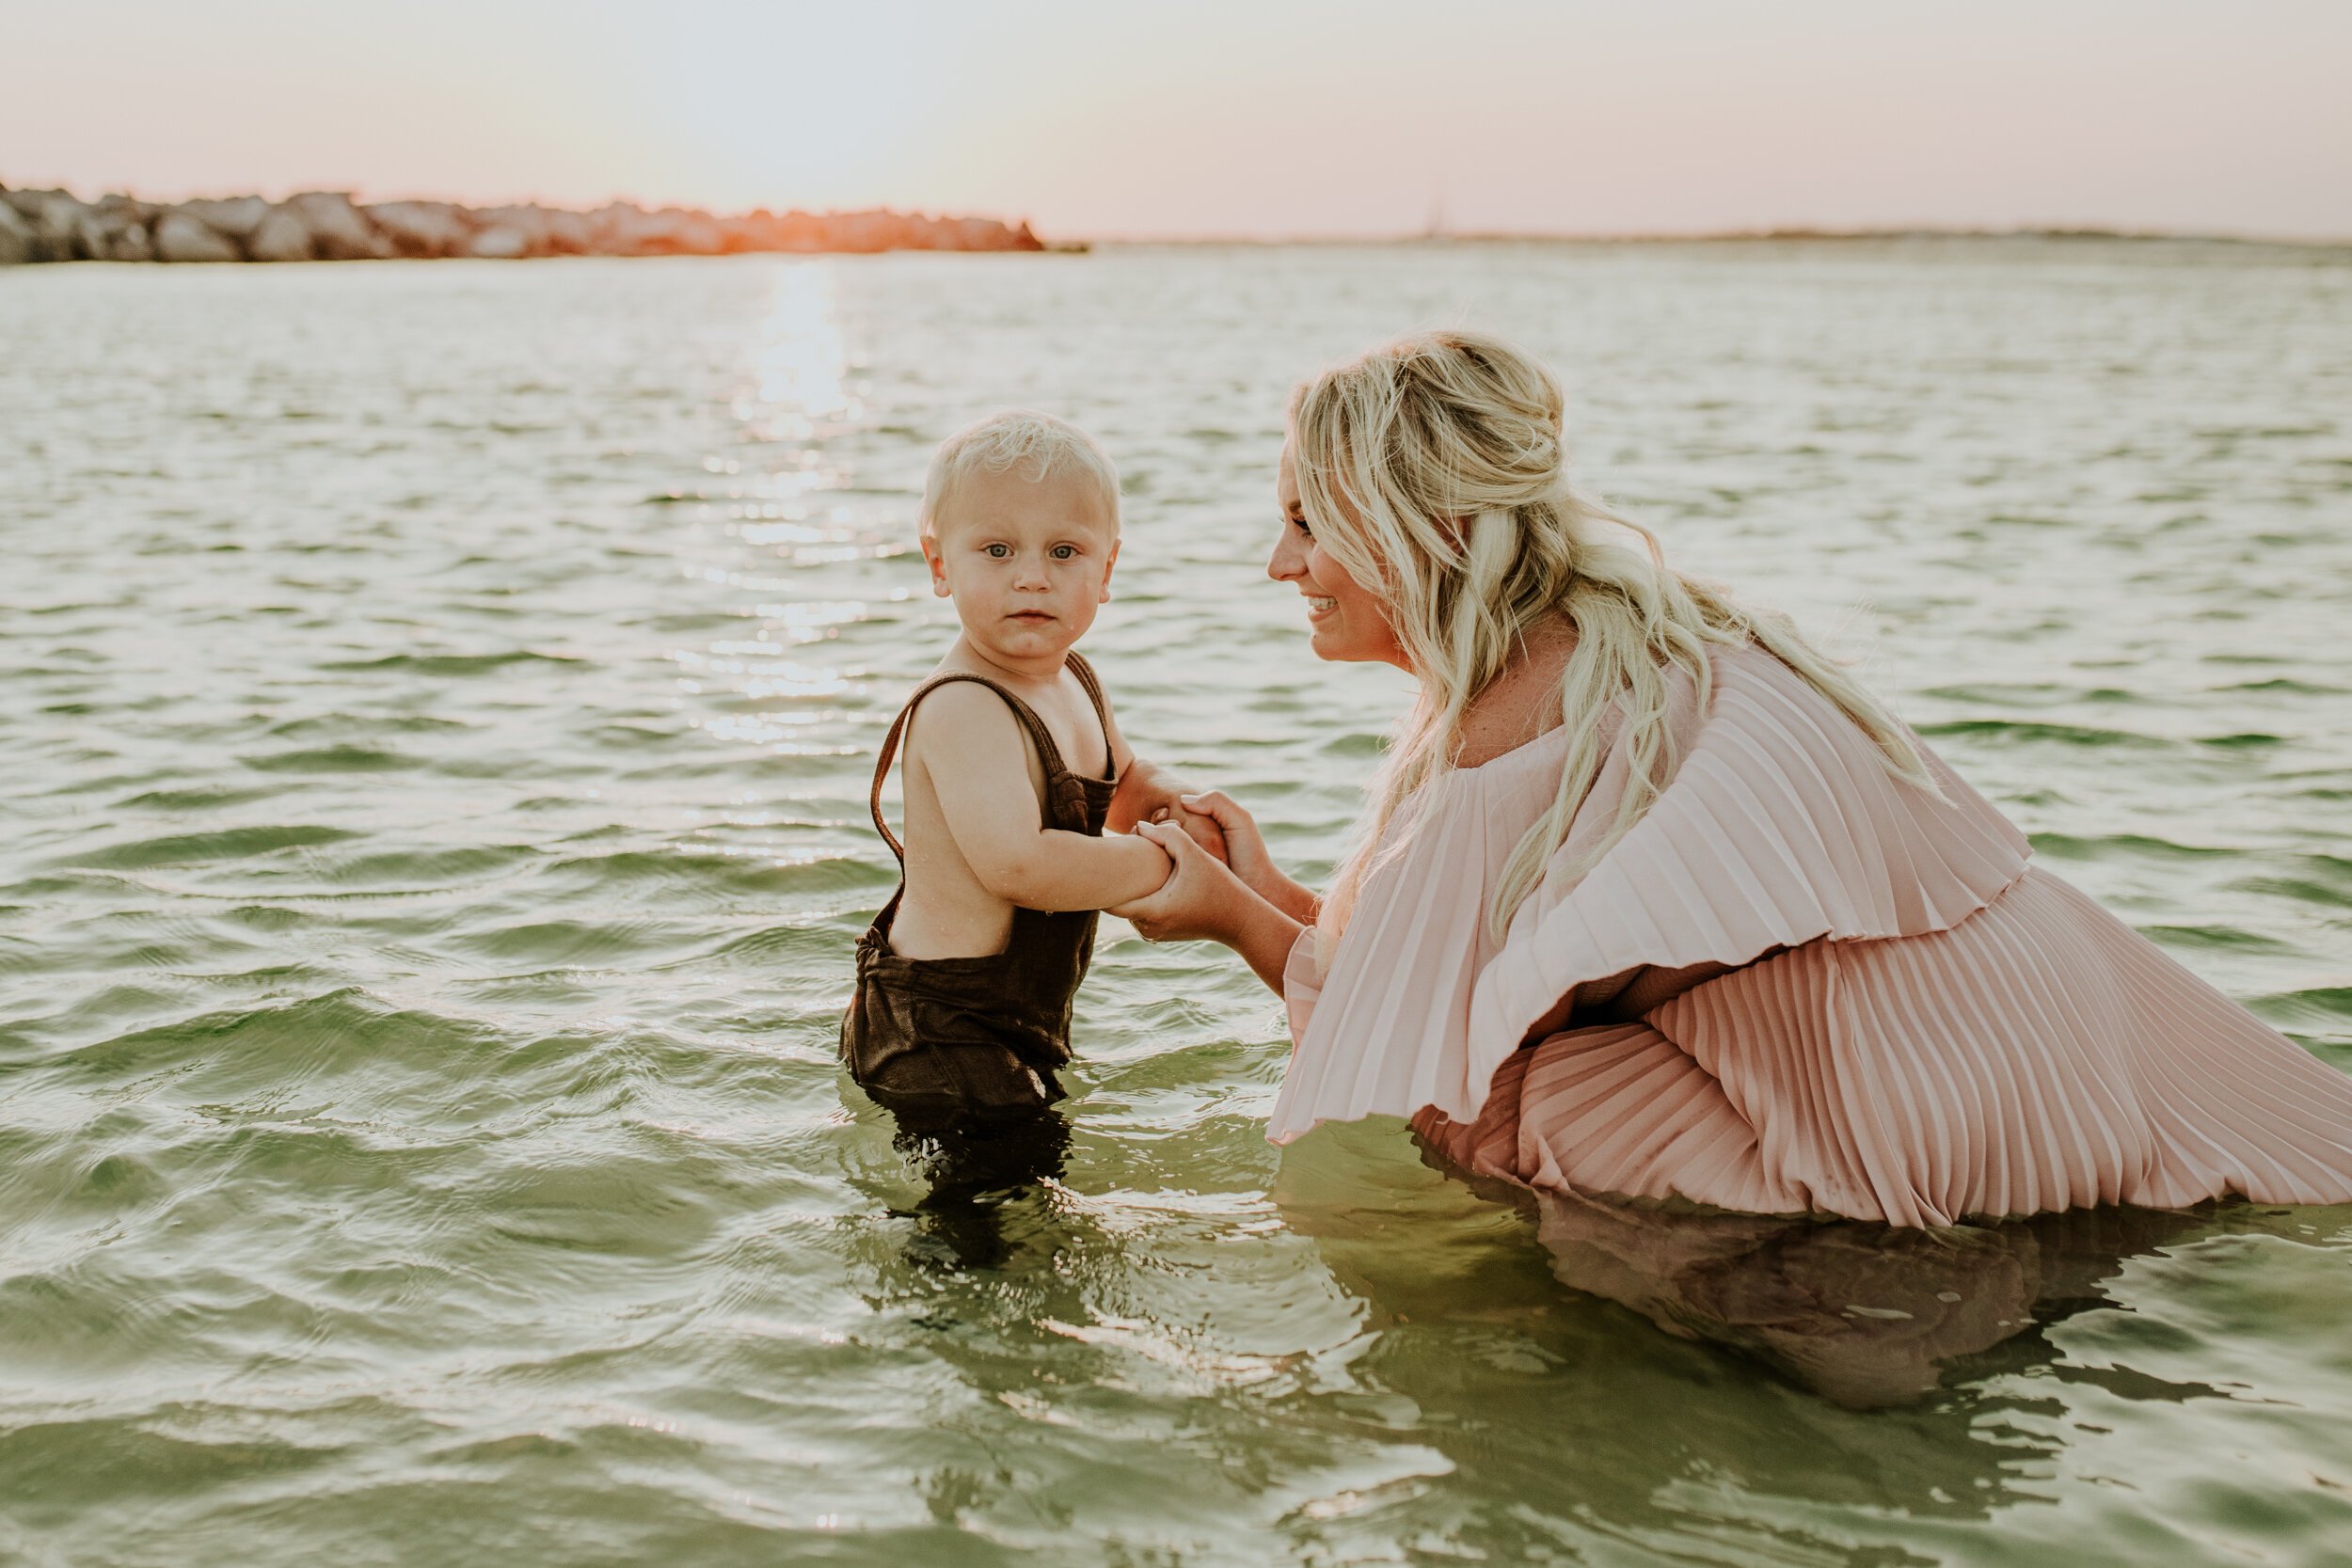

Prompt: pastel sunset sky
[8,0,2349,239]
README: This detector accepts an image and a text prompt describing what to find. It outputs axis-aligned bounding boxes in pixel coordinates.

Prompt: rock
[765,209,828,252]
[180,196,271,241]
[286,192,390,260]
[542,208,592,254]
[153,210,242,262]
[103,220,154,261]
[660,209,725,255]
[589,202,667,256]
[0,185,1053,262]
[0,200,30,265]
[247,204,317,261]
[366,200,471,257]
[10,190,105,261]
[598,206,724,256]
[94,193,153,226]
[473,205,555,257]
[467,224,530,260]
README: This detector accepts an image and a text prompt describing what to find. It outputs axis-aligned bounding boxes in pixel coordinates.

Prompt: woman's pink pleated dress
[1272,644,2352,1226]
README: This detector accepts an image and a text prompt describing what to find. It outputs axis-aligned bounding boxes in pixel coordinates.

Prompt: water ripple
[2,242,2349,1565]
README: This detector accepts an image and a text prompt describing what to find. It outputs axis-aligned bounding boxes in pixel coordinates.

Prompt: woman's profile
[1118,327,2352,1226]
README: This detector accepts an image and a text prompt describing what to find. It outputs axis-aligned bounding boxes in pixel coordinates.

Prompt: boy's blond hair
[919,410,1120,541]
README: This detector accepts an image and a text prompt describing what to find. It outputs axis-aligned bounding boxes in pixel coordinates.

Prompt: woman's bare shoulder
[1453,614,1579,768]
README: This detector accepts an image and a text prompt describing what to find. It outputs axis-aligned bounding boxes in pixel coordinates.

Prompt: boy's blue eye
[1050,545,1076,560]
[985,544,1010,558]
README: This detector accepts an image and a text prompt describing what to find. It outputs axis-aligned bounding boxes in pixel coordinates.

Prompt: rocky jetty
[0,183,1047,265]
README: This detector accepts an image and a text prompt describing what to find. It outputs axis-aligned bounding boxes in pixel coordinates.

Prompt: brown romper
[840,654,1118,1132]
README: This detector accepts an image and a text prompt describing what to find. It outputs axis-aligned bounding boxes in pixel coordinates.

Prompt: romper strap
[1064,651,1118,783]
[866,673,1073,862]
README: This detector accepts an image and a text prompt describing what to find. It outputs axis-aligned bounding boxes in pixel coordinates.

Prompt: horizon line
[9,176,2349,252]
[1072,223,2352,249]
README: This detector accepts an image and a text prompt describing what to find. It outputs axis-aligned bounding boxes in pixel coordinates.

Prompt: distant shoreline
[0,184,1060,266]
[1080,226,2352,251]
[6,187,2340,265]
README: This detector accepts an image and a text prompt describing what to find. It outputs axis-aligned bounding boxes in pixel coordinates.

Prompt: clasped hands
[1105,765,1277,944]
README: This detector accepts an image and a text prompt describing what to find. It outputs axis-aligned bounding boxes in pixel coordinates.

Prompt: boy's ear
[919,533,952,598]
[1098,537,1120,604]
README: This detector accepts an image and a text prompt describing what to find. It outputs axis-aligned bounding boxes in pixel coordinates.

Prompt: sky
[7,0,2350,240]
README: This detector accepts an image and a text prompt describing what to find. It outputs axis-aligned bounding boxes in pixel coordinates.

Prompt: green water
[4,242,2350,1566]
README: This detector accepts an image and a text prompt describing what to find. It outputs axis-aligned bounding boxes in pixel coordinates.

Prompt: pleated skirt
[1414,869,2352,1226]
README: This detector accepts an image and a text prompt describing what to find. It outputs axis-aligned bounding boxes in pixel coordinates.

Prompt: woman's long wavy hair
[1295,328,1931,943]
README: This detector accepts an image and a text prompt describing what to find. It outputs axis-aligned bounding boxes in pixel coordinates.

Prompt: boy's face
[922,467,1120,664]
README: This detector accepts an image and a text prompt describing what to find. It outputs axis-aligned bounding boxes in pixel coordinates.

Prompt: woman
[1118,328,2352,1227]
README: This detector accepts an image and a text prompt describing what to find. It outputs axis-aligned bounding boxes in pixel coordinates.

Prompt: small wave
[63,824,362,871]
[320,651,582,676]
[545,848,893,903]
[442,916,708,967]
[1915,719,2166,749]
[2027,832,2238,863]
[111,785,287,812]
[268,714,474,739]
[316,844,541,888]
[2217,677,2352,696]
[242,745,425,774]
[2252,987,2352,1029]
[2142,924,2293,954]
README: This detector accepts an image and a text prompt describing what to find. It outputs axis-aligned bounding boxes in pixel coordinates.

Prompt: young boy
[841,411,1176,1134]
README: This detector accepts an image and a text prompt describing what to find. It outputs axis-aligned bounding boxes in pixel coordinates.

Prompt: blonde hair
[919,408,1120,540]
[1295,328,1931,942]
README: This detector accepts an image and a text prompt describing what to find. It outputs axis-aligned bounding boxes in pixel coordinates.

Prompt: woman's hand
[1108,819,1248,944]
[1109,757,1230,863]
[1177,791,1318,924]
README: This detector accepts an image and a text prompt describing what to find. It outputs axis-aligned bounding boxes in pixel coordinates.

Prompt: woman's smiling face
[1270,434,1406,668]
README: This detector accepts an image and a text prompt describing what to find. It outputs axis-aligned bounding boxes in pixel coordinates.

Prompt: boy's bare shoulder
[902,676,1028,764]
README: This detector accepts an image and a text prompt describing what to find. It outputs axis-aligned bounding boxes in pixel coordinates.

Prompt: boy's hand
[1111,757,1229,863]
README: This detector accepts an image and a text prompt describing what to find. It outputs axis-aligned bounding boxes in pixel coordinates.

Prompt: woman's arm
[1112,820,1304,997]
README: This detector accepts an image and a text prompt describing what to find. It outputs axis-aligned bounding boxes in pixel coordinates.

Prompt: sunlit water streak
[2,242,2350,1566]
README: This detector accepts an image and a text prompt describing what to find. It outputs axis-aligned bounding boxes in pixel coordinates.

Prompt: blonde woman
[1116,328,2352,1226]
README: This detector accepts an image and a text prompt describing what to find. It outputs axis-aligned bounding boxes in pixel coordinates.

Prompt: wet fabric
[842,653,1117,1129]
[1276,641,2352,1224]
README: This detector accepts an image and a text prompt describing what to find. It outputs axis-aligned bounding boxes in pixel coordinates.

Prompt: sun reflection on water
[739,261,853,441]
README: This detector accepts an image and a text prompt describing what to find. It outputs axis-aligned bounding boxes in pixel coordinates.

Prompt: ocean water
[4,240,2350,1567]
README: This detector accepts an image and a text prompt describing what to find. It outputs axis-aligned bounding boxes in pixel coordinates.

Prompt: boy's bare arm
[913,683,1172,911]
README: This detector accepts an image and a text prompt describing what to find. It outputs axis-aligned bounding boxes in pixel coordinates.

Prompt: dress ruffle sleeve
[1269,644,2030,1145]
